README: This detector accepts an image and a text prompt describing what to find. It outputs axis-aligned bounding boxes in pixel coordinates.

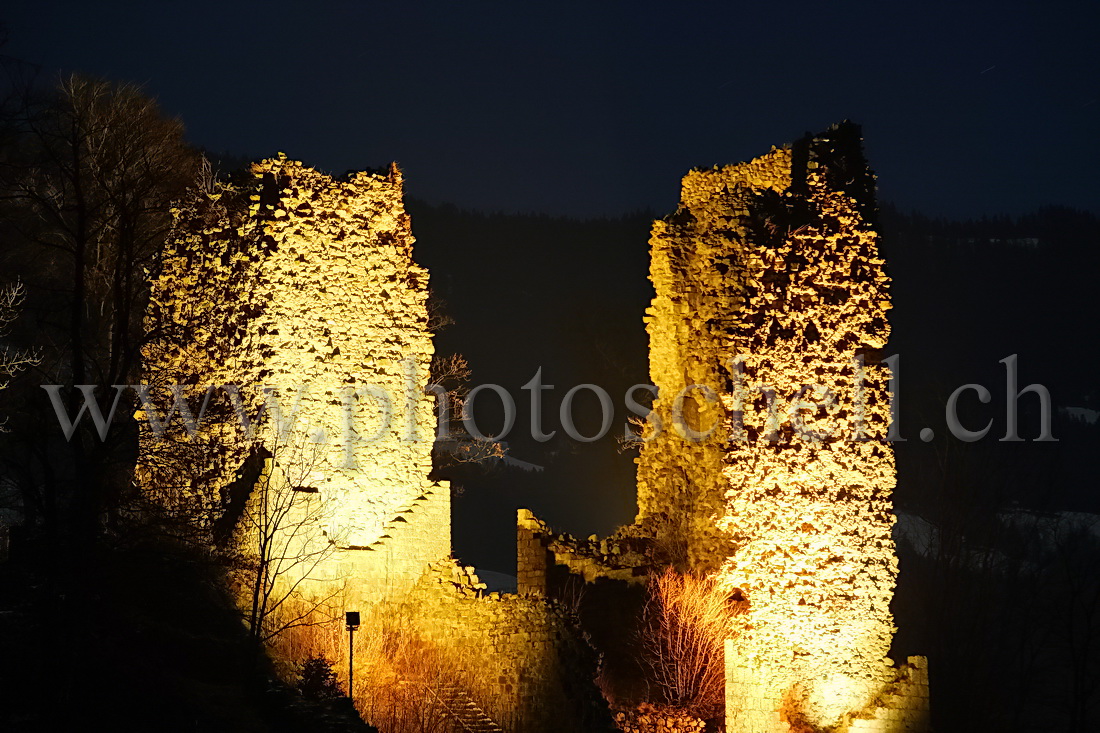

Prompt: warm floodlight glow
[638,123,928,731]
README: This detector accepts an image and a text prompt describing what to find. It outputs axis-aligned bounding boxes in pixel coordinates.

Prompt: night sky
[5,1,1098,219]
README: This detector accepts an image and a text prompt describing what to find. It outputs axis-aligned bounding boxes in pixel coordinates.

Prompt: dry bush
[357,614,508,733]
[641,567,745,719]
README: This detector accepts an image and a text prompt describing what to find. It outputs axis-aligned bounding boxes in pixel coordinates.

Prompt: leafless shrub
[428,352,505,472]
[640,567,746,719]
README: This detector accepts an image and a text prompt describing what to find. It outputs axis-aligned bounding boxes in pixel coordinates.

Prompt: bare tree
[427,348,504,474]
[0,280,37,418]
[0,73,199,544]
[3,75,197,387]
[230,431,345,644]
[0,279,36,560]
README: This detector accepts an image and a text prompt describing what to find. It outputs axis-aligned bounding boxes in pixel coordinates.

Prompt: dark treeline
[879,204,1100,731]
[0,71,199,556]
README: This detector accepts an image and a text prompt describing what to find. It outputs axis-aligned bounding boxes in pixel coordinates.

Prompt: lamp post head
[345,611,360,630]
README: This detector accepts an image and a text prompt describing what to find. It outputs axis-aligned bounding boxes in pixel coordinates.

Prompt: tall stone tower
[140,156,449,605]
[638,123,929,731]
[141,158,609,731]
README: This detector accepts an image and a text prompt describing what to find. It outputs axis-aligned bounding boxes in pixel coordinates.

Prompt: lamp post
[345,611,360,700]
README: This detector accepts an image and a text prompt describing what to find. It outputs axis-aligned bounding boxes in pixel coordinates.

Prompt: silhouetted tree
[0,74,199,548]
[0,280,36,423]
[297,654,345,700]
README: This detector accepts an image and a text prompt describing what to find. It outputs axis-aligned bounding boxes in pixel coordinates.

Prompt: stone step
[421,681,502,732]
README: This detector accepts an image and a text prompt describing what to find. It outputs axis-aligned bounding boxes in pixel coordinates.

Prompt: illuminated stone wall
[140,159,601,731]
[636,122,927,731]
[389,560,608,731]
[517,508,650,594]
[634,145,794,574]
[140,157,450,609]
[143,156,441,550]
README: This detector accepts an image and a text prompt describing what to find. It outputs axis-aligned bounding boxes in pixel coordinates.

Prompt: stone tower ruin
[639,122,928,732]
[139,157,603,731]
[518,123,930,732]
[139,157,449,608]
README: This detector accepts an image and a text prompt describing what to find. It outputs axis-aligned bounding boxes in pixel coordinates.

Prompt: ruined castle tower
[637,123,929,731]
[140,156,449,604]
[140,158,604,731]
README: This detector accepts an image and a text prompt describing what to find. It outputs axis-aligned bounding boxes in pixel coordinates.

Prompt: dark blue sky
[5,1,1098,218]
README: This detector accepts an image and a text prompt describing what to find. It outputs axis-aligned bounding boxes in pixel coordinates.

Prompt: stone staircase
[423,681,502,732]
[364,486,444,551]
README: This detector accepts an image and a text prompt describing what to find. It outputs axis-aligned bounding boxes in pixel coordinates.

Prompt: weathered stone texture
[613,704,706,733]
[140,157,449,605]
[140,158,606,730]
[632,146,799,573]
[634,122,924,731]
[141,156,443,551]
[517,508,649,596]
[847,657,931,733]
[395,559,610,732]
[725,650,929,733]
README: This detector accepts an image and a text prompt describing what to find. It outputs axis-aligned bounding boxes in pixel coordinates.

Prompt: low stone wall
[848,657,930,733]
[389,559,611,732]
[517,508,651,596]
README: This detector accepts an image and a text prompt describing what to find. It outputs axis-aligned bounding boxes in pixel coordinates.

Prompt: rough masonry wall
[517,508,650,595]
[393,560,610,732]
[846,656,930,733]
[634,146,794,574]
[140,159,604,731]
[613,705,706,733]
[637,123,925,731]
[140,156,448,602]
